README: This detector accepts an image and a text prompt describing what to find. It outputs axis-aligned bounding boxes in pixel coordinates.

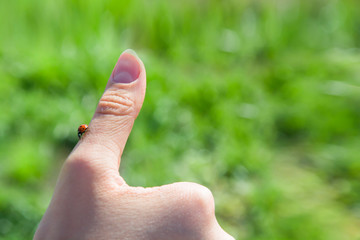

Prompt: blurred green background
[1,0,360,239]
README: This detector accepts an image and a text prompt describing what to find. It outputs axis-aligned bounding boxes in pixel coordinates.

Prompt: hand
[34,50,234,240]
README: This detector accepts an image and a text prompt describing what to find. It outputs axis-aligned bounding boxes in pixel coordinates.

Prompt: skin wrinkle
[96,101,135,116]
[101,94,134,107]
[34,51,234,240]
[97,89,135,115]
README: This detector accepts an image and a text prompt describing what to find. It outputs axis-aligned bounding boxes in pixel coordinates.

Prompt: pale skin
[34,50,235,240]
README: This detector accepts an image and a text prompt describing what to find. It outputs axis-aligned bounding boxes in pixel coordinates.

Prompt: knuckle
[173,182,215,226]
[96,89,136,116]
[187,183,215,218]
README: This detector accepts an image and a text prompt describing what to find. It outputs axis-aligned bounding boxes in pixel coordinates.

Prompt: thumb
[69,49,146,171]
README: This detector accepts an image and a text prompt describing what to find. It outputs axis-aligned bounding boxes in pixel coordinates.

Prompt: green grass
[1,0,360,239]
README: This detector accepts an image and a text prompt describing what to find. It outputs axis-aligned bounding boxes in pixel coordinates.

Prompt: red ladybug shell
[78,124,88,139]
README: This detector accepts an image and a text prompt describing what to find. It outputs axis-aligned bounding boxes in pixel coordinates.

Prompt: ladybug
[78,124,88,139]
